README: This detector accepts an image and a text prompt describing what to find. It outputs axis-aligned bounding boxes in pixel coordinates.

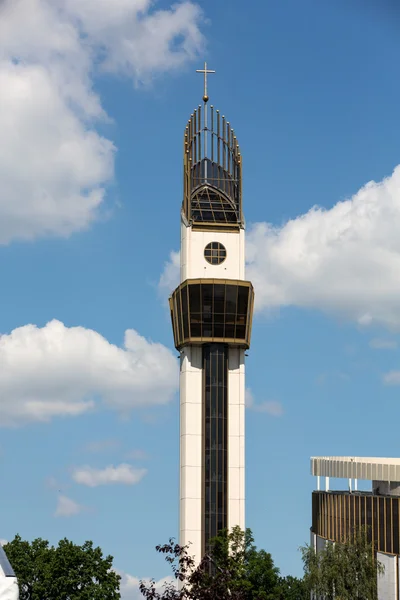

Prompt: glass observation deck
[182,105,243,230]
[169,279,254,350]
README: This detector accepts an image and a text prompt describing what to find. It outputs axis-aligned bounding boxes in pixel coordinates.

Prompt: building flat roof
[311,456,400,482]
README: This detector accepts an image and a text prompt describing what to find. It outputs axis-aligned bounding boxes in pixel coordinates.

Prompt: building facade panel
[312,491,400,555]
[377,553,398,600]
[181,225,245,281]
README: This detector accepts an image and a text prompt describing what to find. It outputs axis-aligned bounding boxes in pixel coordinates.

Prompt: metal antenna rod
[196,62,216,179]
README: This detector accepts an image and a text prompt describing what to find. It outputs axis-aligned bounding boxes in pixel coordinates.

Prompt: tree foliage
[3,534,121,600]
[275,576,308,600]
[301,528,384,600]
[139,526,305,600]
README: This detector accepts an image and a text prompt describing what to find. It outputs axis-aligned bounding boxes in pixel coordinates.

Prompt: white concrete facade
[180,221,245,281]
[180,345,203,559]
[377,553,398,600]
[227,347,245,533]
[0,546,18,600]
[179,218,246,562]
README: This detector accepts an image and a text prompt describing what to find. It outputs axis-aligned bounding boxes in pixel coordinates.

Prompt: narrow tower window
[204,242,227,265]
[203,343,228,553]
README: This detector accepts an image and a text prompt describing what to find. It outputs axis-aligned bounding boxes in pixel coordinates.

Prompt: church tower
[170,64,254,563]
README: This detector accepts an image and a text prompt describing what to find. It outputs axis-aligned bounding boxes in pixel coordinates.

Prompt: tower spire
[196,61,215,103]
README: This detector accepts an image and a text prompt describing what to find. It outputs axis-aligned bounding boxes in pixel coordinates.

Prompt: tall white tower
[170,64,254,564]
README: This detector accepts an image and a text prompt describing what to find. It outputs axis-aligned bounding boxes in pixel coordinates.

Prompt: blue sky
[2,0,400,595]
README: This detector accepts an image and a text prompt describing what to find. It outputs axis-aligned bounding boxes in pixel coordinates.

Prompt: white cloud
[0,540,8,547]
[383,371,400,385]
[0,0,204,244]
[55,494,85,517]
[245,388,283,417]
[0,319,178,427]
[119,572,174,600]
[158,250,180,295]
[245,388,255,408]
[63,0,204,81]
[72,464,147,487]
[369,338,398,350]
[252,400,284,417]
[246,166,400,330]
[160,166,400,331]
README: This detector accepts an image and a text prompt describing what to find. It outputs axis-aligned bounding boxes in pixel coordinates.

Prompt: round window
[204,242,227,265]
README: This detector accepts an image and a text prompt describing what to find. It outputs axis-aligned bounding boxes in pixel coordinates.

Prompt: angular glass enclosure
[170,279,254,350]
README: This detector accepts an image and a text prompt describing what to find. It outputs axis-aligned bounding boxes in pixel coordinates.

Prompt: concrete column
[180,346,202,563]
[227,348,245,533]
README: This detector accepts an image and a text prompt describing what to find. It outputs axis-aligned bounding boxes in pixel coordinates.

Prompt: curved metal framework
[183,105,243,230]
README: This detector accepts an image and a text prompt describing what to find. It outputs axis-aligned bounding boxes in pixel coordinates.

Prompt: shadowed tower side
[170,63,254,563]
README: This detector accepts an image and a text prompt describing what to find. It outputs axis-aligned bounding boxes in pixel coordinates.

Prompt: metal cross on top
[196,61,215,103]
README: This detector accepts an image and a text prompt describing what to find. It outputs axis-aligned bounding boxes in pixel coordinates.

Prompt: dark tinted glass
[181,285,189,339]
[386,498,393,553]
[379,498,385,551]
[393,500,399,554]
[213,284,225,313]
[225,285,237,314]
[237,286,248,315]
[189,284,201,313]
[204,242,227,265]
[176,290,183,341]
[0,547,15,577]
[201,284,213,316]
[171,281,253,348]
[191,158,240,225]
[203,344,228,553]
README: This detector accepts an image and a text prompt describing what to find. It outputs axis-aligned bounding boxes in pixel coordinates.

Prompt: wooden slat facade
[312,491,400,555]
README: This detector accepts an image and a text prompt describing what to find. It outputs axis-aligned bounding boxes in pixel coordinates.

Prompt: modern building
[0,545,18,600]
[169,64,254,564]
[311,456,400,599]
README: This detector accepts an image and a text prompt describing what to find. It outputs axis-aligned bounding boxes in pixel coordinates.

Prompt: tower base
[179,345,245,564]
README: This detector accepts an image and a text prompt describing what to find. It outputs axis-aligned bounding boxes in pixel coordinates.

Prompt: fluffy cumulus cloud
[246,166,400,330]
[0,0,203,244]
[0,319,178,427]
[161,166,400,330]
[72,464,147,487]
[55,494,85,517]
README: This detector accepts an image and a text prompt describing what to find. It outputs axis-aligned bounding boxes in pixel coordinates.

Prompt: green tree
[4,535,121,600]
[300,528,384,600]
[206,527,280,600]
[275,575,308,600]
[139,527,285,600]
